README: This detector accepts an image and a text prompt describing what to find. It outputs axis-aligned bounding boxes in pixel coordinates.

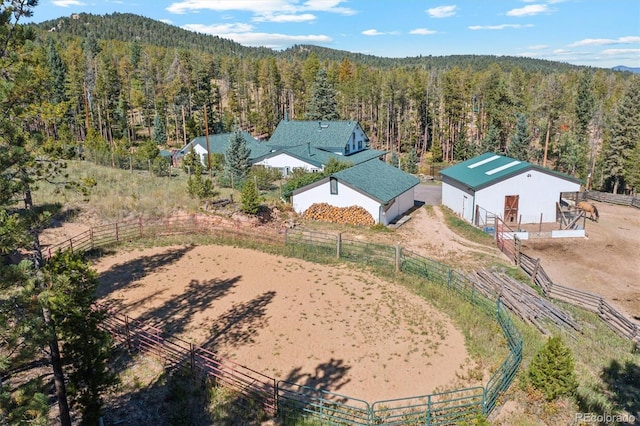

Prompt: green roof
[439,152,583,190]
[267,120,366,150]
[252,145,386,168]
[332,159,420,204]
[178,131,271,160]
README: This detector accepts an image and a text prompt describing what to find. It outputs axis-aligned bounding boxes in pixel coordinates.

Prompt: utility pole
[203,104,211,170]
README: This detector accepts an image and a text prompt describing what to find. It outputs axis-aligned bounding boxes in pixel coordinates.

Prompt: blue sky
[27,0,640,69]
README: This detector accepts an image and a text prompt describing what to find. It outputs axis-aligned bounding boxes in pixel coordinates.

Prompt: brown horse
[577,201,599,222]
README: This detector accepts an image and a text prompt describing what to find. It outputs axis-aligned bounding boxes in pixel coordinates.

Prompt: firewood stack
[303,203,375,226]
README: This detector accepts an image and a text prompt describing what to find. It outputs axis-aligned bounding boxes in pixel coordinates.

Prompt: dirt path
[93,244,476,403]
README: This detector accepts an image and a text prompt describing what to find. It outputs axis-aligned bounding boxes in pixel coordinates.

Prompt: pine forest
[27,12,640,194]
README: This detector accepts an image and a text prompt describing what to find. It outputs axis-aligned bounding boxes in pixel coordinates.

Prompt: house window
[330,177,338,194]
[358,140,362,150]
[345,143,350,154]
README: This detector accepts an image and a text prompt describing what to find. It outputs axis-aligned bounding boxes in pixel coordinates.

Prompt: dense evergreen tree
[223,129,252,188]
[603,76,640,194]
[401,148,419,173]
[306,68,339,121]
[152,113,167,145]
[241,179,261,215]
[508,114,532,161]
[1,3,114,425]
[527,336,578,401]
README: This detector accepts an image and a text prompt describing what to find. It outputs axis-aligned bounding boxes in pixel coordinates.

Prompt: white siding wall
[475,170,580,223]
[380,188,415,225]
[442,180,475,222]
[193,145,209,166]
[292,181,382,223]
[253,153,322,175]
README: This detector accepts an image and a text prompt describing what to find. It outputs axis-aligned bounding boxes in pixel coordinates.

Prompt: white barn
[440,153,583,225]
[292,159,420,226]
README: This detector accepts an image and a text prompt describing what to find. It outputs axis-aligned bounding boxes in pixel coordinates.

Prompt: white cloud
[527,44,548,50]
[468,24,533,30]
[361,29,399,36]
[410,28,437,35]
[506,4,549,17]
[601,48,640,56]
[167,0,355,17]
[362,29,385,36]
[254,13,316,23]
[183,23,255,34]
[570,36,640,47]
[52,0,86,6]
[426,5,457,18]
[181,21,331,49]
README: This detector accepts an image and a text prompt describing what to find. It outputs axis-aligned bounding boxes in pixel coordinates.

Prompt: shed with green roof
[291,159,420,225]
[440,152,583,225]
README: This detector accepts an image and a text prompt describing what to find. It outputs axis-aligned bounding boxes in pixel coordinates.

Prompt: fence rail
[494,217,640,347]
[50,215,523,424]
[561,190,640,209]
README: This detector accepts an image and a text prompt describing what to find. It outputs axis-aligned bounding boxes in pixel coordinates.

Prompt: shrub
[527,336,578,401]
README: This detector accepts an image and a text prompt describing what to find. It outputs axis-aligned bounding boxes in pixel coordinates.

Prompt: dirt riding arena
[519,201,640,322]
[93,244,475,403]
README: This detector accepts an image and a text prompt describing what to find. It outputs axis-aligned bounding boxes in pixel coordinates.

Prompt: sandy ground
[518,201,640,322]
[92,244,474,403]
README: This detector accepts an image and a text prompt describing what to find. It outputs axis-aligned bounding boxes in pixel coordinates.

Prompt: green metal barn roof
[332,159,420,204]
[439,152,583,190]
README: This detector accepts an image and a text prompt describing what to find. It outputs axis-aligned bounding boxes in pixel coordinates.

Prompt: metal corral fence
[494,217,640,348]
[48,216,523,424]
[562,190,640,209]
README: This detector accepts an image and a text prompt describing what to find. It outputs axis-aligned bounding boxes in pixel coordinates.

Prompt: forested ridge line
[27,11,640,194]
[34,12,589,73]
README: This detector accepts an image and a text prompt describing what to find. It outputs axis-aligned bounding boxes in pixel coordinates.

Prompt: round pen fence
[46,215,523,425]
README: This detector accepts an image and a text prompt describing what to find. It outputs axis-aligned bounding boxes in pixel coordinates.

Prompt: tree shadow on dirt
[96,245,196,298]
[199,290,277,352]
[132,276,242,337]
[277,358,353,424]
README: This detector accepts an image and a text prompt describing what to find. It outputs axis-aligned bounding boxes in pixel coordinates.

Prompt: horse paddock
[520,201,640,321]
[93,244,474,403]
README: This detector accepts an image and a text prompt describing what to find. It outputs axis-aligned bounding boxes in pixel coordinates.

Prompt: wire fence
[48,215,523,424]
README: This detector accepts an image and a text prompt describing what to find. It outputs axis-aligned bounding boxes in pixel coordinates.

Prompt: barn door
[504,195,519,224]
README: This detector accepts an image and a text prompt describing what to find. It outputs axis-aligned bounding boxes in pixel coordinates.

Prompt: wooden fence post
[336,233,342,259]
[531,258,541,285]
[395,243,402,273]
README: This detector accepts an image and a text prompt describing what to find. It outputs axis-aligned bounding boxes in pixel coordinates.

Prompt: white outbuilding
[440,152,583,226]
[292,159,420,226]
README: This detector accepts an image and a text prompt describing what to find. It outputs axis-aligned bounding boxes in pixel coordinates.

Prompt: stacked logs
[303,203,375,226]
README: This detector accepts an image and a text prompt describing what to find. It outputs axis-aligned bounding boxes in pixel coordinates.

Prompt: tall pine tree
[306,68,339,121]
[224,129,251,188]
[603,76,640,194]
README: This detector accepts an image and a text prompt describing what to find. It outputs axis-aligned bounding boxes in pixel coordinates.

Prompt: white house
[253,119,386,175]
[292,159,420,225]
[440,152,583,225]
[175,131,270,167]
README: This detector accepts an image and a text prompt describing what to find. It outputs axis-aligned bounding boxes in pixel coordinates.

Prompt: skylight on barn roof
[485,160,521,175]
[468,155,500,169]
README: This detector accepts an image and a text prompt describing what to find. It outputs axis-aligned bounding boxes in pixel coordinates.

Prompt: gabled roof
[332,159,420,204]
[252,144,386,168]
[439,152,583,190]
[267,120,367,150]
[177,131,271,160]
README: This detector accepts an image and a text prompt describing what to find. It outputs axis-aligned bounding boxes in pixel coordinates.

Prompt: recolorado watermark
[575,412,636,424]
